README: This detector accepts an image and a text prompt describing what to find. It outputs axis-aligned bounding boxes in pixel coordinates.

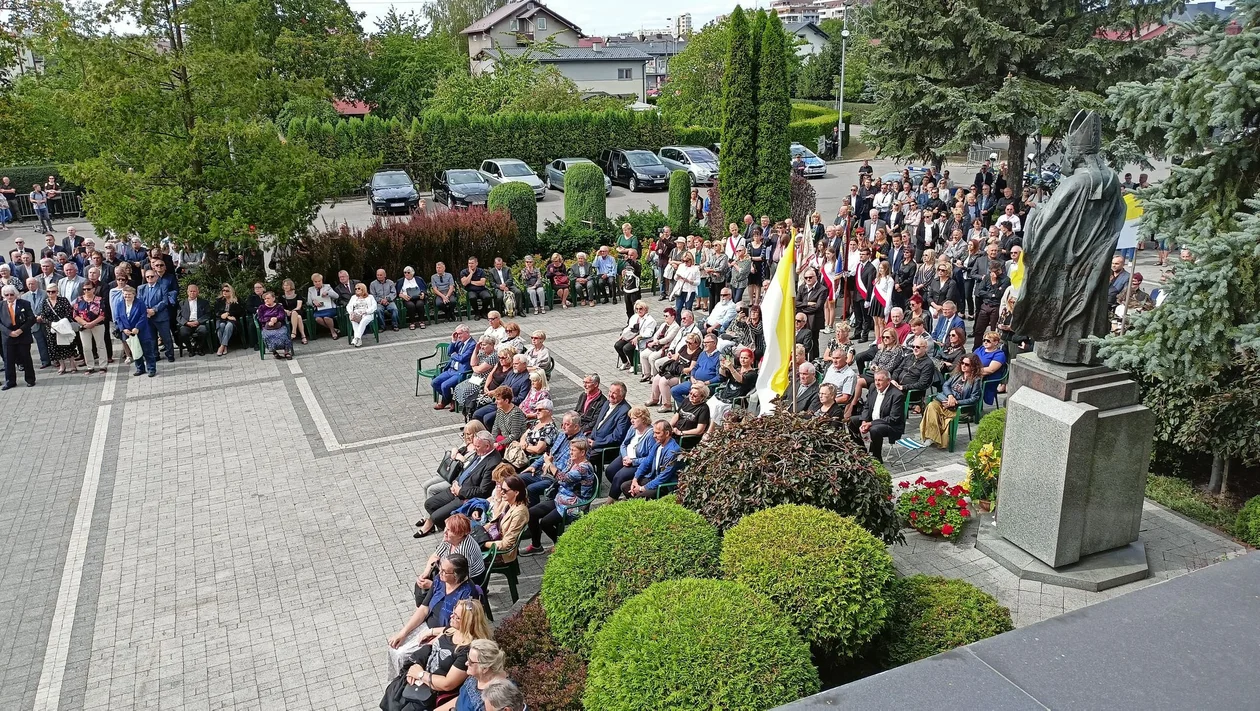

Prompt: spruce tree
[718,6,758,228]
[1099,3,1260,486]
[754,12,791,220]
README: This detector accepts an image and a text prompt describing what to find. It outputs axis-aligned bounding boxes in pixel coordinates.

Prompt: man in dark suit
[851,247,877,342]
[574,373,609,434]
[488,256,526,317]
[591,382,632,450]
[973,159,995,194]
[847,368,905,462]
[793,313,814,360]
[1,285,37,388]
[742,214,756,241]
[416,431,502,536]
[177,284,212,355]
[789,362,820,413]
[798,270,828,360]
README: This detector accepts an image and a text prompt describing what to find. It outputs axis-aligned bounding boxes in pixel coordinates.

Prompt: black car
[432,169,496,209]
[598,148,670,192]
[367,170,420,215]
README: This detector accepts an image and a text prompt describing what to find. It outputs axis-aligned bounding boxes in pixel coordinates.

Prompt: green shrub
[872,460,893,496]
[721,505,897,655]
[965,408,1007,491]
[1236,496,1260,546]
[679,409,903,543]
[1144,475,1239,533]
[674,126,721,147]
[881,575,1013,668]
[667,170,692,236]
[585,578,820,711]
[0,164,65,191]
[488,181,537,243]
[540,499,721,654]
[790,102,833,120]
[494,599,587,711]
[563,162,607,227]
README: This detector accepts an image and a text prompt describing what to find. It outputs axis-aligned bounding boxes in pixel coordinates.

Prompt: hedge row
[0,164,64,190]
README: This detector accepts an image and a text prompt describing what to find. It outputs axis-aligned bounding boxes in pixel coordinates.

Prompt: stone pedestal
[983,353,1155,580]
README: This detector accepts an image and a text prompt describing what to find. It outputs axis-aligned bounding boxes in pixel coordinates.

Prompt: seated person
[648,332,701,412]
[345,282,378,347]
[568,252,595,307]
[488,256,526,315]
[485,385,528,445]
[920,353,984,448]
[590,381,632,450]
[391,598,488,710]
[519,370,551,420]
[974,329,1009,405]
[460,257,492,318]
[472,355,531,427]
[670,334,722,407]
[620,420,681,499]
[176,283,210,355]
[671,382,712,442]
[716,305,765,361]
[615,301,656,370]
[518,399,557,458]
[415,432,501,538]
[480,476,530,565]
[518,410,580,506]
[369,268,400,330]
[891,336,937,409]
[396,266,427,330]
[788,362,821,413]
[524,330,551,371]
[708,346,757,425]
[417,421,486,508]
[385,553,476,679]
[573,373,608,434]
[499,321,526,355]
[605,406,657,499]
[820,350,858,410]
[846,368,905,463]
[412,513,485,591]
[520,438,596,555]
[814,382,847,421]
[431,262,457,321]
[481,311,507,344]
[703,288,739,336]
[592,246,618,303]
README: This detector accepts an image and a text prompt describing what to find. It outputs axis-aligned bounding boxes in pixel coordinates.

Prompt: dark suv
[598,148,670,192]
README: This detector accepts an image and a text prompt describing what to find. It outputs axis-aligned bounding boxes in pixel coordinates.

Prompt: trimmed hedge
[721,505,897,656]
[667,170,692,236]
[563,162,607,228]
[1237,496,1260,546]
[494,599,587,711]
[585,578,820,711]
[0,165,64,191]
[539,499,721,654]
[881,575,1014,667]
[674,126,721,147]
[488,181,537,238]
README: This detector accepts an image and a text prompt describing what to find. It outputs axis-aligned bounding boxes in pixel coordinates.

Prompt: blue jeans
[674,291,695,316]
[730,286,745,304]
[216,320,235,347]
[35,206,52,231]
[432,369,463,403]
[134,336,158,374]
[472,402,498,427]
[376,302,400,328]
[671,380,695,406]
[517,472,556,507]
[151,317,176,360]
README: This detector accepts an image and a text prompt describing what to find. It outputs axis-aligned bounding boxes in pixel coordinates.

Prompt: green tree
[667,170,692,236]
[260,0,370,100]
[363,9,468,118]
[1098,5,1260,491]
[719,6,758,227]
[564,162,607,227]
[488,181,537,239]
[865,0,1174,188]
[423,0,505,53]
[427,43,591,115]
[754,12,791,220]
[657,18,729,128]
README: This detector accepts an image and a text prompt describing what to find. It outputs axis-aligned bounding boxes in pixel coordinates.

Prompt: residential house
[784,21,830,56]
[462,0,584,73]
[473,45,651,102]
[598,37,688,95]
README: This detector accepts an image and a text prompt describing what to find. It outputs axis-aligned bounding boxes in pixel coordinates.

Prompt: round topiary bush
[585,578,820,710]
[488,180,538,238]
[1236,496,1260,546]
[540,499,721,654]
[881,575,1014,668]
[721,504,897,656]
[679,409,902,542]
[563,162,607,227]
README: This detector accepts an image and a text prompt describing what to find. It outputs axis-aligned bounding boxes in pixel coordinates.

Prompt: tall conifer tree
[754,12,791,219]
[718,6,758,226]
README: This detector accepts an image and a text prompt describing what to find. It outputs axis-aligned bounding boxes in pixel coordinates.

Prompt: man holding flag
[755,231,798,415]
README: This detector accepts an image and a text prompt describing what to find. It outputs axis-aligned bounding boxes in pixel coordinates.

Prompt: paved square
[0,297,1244,710]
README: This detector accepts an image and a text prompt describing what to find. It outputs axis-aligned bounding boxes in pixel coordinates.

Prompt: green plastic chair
[487,526,525,606]
[415,342,452,397]
[947,396,985,452]
[479,543,500,621]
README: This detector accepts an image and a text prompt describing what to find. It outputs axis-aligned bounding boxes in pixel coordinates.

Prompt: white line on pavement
[295,376,343,452]
[287,359,303,375]
[32,402,113,711]
[100,360,120,403]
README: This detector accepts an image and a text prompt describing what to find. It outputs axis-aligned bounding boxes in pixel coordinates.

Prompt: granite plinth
[994,355,1155,569]
[976,516,1150,591]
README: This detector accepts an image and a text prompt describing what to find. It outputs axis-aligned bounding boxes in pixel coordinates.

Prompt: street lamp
[836,4,851,154]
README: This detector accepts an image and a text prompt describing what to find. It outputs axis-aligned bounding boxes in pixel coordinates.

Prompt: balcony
[515,32,535,45]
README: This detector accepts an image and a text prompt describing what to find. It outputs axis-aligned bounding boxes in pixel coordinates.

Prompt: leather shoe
[413,529,433,539]
[25,381,34,387]
[414,519,427,527]
[1,384,13,391]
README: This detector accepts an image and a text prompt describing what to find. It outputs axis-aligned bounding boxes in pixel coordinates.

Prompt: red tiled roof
[333,99,371,116]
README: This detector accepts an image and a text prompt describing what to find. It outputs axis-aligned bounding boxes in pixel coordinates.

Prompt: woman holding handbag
[383,596,491,711]
[42,284,78,374]
[480,475,529,565]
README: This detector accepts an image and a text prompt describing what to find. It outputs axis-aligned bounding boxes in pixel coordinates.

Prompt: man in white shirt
[703,289,738,336]
[846,368,905,462]
[481,311,507,344]
[996,203,1022,234]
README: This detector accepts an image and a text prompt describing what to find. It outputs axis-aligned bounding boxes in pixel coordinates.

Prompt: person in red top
[888,307,911,345]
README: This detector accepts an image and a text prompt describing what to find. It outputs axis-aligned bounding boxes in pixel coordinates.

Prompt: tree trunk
[1007,131,1026,198]
[1220,457,1231,496]
[1207,454,1224,494]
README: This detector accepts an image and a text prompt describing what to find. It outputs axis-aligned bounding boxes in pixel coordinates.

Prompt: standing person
[29,184,54,233]
[0,187,11,231]
[851,247,876,342]
[19,277,51,369]
[619,260,641,319]
[973,263,1009,349]
[672,252,700,315]
[40,284,77,374]
[871,261,895,339]
[115,286,157,377]
[728,245,751,305]
[73,282,109,372]
[137,268,176,362]
[1,285,37,389]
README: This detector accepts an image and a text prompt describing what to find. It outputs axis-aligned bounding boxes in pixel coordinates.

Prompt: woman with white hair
[396,266,428,330]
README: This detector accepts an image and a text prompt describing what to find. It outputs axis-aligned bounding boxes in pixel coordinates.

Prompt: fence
[4,191,85,222]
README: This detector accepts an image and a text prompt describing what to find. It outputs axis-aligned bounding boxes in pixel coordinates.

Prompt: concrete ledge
[977,519,1150,592]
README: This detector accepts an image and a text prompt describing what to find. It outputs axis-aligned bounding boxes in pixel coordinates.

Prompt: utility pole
[836,4,851,155]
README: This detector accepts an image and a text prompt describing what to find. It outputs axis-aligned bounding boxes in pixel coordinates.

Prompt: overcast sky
[346,0,760,36]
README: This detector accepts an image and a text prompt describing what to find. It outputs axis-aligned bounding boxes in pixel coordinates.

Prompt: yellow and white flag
[1117,192,1144,250]
[755,233,798,414]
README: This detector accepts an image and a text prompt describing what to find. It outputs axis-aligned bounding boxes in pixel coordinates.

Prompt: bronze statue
[1012,111,1126,365]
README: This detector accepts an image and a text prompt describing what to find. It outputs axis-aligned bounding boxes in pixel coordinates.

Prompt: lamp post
[836,4,851,155]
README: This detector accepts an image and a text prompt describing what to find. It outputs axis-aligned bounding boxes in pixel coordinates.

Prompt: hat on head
[674,237,685,243]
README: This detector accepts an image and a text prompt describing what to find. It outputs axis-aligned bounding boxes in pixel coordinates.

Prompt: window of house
[536,17,547,30]
[618,68,633,80]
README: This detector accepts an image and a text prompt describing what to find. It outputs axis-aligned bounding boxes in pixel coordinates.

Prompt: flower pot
[977,499,992,512]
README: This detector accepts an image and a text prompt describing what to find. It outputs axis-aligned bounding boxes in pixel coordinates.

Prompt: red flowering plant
[896,477,971,540]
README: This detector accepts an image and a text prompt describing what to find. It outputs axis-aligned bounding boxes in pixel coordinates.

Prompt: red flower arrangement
[896,477,971,540]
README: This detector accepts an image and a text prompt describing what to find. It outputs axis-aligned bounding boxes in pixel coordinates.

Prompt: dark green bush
[540,499,721,654]
[881,575,1013,667]
[0,165,65,191]
[1145,475,1240,533]
[494,599,587,711]
[668,170,692,236]
[1236,496,1260,546]
[679,409,903,543]
[873,460,893,496]
[674,126,721,147]
[721,505,897,656]
[965,409,1007,479]
[488,180,537,240]
[563,162,608,227]
[585,578,819,711]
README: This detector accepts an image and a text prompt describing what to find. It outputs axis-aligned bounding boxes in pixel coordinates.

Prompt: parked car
[432,169,496,209]
[367,170,420,215]
[881,167,930,188]
[789,143,827,178]
[598,148,670,192]
[479,159,546,201]
[658,146,720,185]
[544,158,612,195]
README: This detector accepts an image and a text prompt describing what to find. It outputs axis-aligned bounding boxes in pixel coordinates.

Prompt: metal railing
[5,191,85,222]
